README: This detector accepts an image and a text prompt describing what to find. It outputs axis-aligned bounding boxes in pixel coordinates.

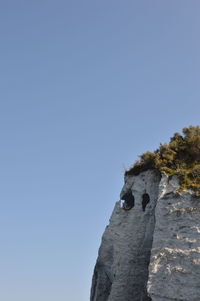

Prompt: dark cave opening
[122,191,135,210]
[142,193,150,211]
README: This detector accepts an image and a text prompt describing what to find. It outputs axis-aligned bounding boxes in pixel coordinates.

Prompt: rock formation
[90,170,200,301]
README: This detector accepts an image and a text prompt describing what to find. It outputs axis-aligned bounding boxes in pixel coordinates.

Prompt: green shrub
[125,126,200,192]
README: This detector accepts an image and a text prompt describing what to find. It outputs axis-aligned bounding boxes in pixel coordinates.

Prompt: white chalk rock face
[90,171,200,301]
[90,170,160,301]
[147,176,200,301]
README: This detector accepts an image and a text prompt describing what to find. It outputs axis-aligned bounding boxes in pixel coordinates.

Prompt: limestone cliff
[90,170,200,301]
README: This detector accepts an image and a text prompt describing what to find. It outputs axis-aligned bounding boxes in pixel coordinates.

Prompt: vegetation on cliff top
[125,126,200,192]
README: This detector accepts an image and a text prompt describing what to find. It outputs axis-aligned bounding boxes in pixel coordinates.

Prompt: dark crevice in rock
[122,190,135,210]
[90,262,113,301]
[142,193,150,211]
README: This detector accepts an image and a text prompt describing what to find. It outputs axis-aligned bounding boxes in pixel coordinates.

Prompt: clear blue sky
[0,1,200,300]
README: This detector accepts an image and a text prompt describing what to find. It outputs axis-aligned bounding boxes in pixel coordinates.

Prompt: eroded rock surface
[90,170,160,301]
[147,176,200,301]
[90,171,200,301]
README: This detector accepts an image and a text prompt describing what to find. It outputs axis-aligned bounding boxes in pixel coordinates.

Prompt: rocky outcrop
[90,171,200,301]
[148,175,200,301]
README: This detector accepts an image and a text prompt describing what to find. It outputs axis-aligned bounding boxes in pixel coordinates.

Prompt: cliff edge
[90,127,200,301]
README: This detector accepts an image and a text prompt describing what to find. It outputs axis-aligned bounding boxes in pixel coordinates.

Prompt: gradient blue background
[0,1,200,300]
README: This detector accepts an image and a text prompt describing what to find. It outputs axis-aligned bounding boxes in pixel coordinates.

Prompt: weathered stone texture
[90,170,160,301]
[90,172,200,301]
[147,176,200,301]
